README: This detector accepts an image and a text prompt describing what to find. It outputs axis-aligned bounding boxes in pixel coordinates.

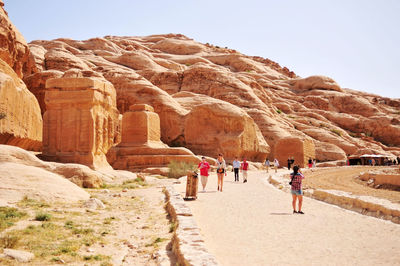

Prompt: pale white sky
[5,0,400,99]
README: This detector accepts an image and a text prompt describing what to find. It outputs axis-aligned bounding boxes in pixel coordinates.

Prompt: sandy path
[175,170,400,265]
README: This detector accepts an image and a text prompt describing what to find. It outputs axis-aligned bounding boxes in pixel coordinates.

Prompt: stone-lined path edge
[163,185,218,266]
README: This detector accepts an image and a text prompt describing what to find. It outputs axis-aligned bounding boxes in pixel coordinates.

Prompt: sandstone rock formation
[0,3,42,151]
[174,92,269,161]
[0,144,106,189]
[42,77,119,169]
[0,144,92,205]
[0,1,34,79]
[0,59,42,150]
[107,104,200,171]
[20,31,400,162]
[274,137,315,168]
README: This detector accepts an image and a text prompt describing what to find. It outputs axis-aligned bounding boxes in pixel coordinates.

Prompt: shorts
[242,170,248,179]
[217,169,225,174]
[291,189,303,196]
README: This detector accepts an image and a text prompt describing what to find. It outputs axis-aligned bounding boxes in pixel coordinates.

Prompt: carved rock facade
[43,77,119,169]
[107,104,200,170]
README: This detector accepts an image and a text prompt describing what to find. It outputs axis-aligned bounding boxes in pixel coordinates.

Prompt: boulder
[3,249,34,263]
[291,75,342,92]
[0,145,91,204]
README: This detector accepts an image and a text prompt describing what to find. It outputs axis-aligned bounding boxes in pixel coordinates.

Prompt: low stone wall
[164,186,219,266]
[268,172,400,224]
[360,173,400,187]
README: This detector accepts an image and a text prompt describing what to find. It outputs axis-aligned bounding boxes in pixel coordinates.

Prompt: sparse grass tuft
[103,216,116,225]
[18,196,50,209]
[83,254,110,261]
[0,112,6,120]
[0,207,27,232]
[145,237,167,248]
[0,233,20,248]
[276,109,282,114]
[169,221,177,233]
[168,161,197,178]
[330,129,342,137]
[122,177,147,189]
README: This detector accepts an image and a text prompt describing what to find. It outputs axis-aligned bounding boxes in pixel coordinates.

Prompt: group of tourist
[197,154,249,192]
[263,158,280,173]
[197,154,306,214]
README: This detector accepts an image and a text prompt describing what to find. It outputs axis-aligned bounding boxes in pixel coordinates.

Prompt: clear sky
[4,0,400,99]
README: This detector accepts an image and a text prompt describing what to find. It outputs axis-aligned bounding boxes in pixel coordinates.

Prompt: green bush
[35,212,52,221]
[168,161,197,178]
[276,109,282,114]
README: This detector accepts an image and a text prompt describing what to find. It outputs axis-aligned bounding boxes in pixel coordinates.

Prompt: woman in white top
[274,158,279,173]
[215,154,226,191]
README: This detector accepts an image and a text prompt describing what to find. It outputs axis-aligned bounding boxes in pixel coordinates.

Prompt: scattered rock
[83,198,105,209]
[3,249,34,263]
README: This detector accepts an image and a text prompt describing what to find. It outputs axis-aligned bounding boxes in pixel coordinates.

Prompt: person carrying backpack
[290,165,305,214]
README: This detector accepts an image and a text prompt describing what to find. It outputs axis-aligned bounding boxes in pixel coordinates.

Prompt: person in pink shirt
[240,158,249,183]
[198,156,211,192]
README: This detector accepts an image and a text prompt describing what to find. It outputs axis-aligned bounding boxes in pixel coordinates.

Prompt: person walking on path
[274,158,279,173]
[241,158,249,183]
[264,158,270,173]
[308,158,312,169]
[232,157,240,182]
[216,154,226,192]
[290,165,305,214]
[198,156,211,192]
[287,158,291,170]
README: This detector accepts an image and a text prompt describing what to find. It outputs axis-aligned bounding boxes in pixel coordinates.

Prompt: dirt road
[175,170,400,265]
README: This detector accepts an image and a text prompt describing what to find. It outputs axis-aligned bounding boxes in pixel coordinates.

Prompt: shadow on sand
[269,212,293,216]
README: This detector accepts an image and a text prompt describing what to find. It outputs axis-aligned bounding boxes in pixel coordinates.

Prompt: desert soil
[175,169,400,265]
[301,166,400,203]
[0,177,176,266]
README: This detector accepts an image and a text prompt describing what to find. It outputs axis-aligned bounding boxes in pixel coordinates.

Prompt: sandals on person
[298,211,304,214]
[293,210,297,214]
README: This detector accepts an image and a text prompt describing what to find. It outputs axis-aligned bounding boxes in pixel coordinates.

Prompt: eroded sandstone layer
[107,104,200,170]
[0,59,42,150]
[23,34,400,162]
[43,77,119,169]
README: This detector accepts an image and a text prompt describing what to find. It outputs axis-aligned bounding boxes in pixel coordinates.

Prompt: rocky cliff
[22,34,400,162]
[1,1,399,162]
[0,2,42,151]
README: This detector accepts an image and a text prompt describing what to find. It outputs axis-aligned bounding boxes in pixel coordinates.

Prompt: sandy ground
[175,169,400,265]
[301,166,400,203]
[0,177,176,265]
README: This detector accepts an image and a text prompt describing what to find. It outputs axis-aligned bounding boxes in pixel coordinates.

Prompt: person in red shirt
[240,158,249,183]
[198,156,211,192]
[290,165,305,214]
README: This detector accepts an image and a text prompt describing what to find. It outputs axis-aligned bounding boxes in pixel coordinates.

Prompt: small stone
[102,189,111,193]
[87,248,94,253]
[83,198,105,209]
[122,189,128,192]
[4,249,34,263]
